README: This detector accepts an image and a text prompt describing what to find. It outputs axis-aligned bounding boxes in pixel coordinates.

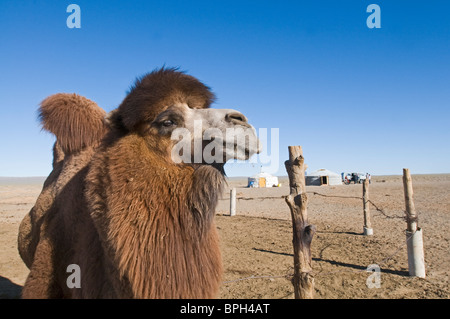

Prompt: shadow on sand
[252,248,409,277]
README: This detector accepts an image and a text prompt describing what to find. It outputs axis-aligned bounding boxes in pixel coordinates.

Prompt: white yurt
[306,169,342,186]
[248,172,279,188]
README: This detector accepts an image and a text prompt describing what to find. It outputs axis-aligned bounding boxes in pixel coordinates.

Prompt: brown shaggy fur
[19,68,226,298]
[115,67,215,132]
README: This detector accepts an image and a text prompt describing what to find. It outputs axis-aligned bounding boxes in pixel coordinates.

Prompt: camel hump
[39,93,107,154]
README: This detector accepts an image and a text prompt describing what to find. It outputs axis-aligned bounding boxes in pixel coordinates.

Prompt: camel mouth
[220,140,259,162]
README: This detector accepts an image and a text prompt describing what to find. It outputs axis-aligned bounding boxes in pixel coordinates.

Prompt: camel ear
[38,93,107,155]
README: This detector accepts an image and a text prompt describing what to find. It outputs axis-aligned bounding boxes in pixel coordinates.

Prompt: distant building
[248,172,279,188]
[306,169,342,186]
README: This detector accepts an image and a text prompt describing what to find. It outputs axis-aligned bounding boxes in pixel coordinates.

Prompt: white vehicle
[357,173,367,182]
[342,172,371,184]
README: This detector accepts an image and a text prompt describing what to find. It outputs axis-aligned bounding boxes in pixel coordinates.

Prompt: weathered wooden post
[402,168,426,278]
[284,146,315,299]
[363,178,373,235]
[230,188,236,216]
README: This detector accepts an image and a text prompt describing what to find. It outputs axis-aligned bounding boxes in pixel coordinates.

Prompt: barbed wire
[224,191,406,220]
[235,196,284,201]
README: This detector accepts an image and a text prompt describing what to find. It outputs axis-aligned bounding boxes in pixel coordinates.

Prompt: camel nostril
[226,112,248,125]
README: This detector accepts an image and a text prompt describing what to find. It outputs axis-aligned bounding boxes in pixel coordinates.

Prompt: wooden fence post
[402,168,426,278]
[284,146,315,299]
[363,178,373,235]
[230,188,236,216]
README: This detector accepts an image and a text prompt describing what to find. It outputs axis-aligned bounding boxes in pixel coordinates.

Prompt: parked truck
[341,172,371,184]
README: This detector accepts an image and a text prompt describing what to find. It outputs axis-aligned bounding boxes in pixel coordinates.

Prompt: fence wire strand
[231,191,405,219]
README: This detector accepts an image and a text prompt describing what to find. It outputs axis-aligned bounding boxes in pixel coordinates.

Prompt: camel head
[152,103,261,165]
[112,67,261,169]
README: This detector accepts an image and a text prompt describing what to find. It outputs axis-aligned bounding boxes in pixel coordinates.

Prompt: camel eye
[162,120,175,127]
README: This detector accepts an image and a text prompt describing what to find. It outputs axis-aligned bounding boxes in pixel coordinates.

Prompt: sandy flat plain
[0,174,448,299]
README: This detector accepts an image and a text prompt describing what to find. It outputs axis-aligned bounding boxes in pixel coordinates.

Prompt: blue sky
[1,1,449,177]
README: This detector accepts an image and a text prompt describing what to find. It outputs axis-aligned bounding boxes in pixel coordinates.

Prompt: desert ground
[0,174,448,299]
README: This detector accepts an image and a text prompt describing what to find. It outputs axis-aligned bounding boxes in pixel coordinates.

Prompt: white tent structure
[248,172,279,188]
[306,168,342,186]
